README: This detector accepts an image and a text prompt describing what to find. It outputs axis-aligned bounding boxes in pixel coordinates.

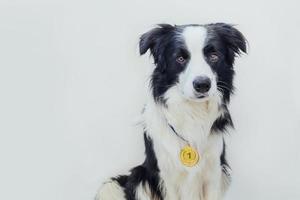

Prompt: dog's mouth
[195,94,208,99]
[178,88,211,102]
[184,93,210,102]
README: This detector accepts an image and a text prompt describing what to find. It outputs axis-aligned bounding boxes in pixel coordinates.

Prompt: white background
[0,0,300,199]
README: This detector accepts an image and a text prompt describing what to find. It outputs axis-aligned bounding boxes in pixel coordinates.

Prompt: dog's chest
[143,96,223,199]
[156,134,223,200]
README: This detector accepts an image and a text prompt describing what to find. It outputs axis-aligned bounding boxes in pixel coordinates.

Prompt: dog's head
[140,23,247,105]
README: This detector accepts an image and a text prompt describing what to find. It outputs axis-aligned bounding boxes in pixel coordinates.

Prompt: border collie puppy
[96,23,247,200]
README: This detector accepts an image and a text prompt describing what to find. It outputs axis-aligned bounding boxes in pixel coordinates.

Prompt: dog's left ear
[139,24,174,56]
[139,24,174,72]
[211,23,247,56]
[139,27,159,55]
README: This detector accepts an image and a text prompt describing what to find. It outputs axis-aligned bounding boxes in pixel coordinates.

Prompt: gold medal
[180,146,199,167]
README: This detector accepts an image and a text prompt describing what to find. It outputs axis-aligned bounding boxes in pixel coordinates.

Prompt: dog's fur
[96,23,247,200]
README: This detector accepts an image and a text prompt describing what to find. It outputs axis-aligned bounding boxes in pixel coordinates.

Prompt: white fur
[135,183,155,200]
[179,26,217,100]
[96,180,126,200]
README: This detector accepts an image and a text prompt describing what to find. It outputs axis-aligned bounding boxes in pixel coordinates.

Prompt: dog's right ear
[139,24,174,56]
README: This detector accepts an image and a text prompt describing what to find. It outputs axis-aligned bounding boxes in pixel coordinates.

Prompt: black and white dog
[96,23,247,200]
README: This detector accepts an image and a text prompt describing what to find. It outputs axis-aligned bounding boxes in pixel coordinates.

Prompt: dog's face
[140,23,246,104]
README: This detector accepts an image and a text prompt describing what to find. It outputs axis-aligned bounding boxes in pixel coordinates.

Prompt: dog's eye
[176,56,186,64]
[209,53,219,63]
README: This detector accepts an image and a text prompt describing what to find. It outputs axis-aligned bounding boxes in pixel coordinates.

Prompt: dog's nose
[193,76,211,93]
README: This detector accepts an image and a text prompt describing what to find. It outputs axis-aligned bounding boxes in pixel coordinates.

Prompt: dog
[96,23,247,200]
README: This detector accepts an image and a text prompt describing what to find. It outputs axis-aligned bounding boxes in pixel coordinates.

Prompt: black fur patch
[112,133,164,200]
[140,24,188,103]
[220,140,231,179]
[211,106,234,133]
[205,23,247,103]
